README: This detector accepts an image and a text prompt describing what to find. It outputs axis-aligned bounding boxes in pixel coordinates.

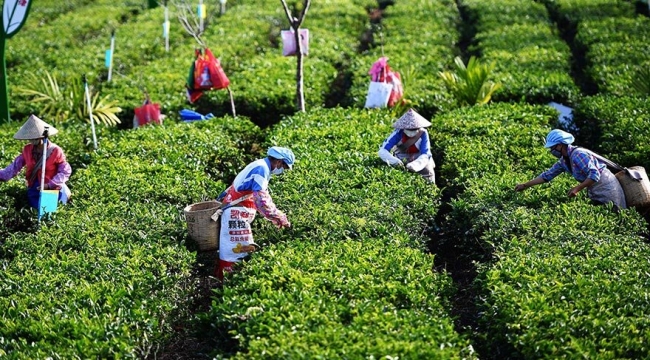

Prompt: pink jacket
[0,142,72,190]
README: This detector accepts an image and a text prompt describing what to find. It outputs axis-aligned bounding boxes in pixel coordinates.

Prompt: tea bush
[2,0,650,357]
[541,0,645,96]
[0,117,263,357]
[124,0,367,122]
[464,0,579,104]
[571,95,650,170]
[430,103,650,357]
[576,16,650,96]
[205,108,475,358]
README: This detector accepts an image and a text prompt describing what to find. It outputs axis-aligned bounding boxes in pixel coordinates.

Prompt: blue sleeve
[573,151,601,182]
[235,165,269,192]
[540,161,566,182]
[419,133,431,157]
[380,130,402,152]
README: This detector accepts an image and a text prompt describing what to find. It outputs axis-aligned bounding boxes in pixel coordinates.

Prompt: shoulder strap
[221,193,254,209]
[397,130,424,152]
[211,193,255,222]
[573,146,644,181]
[29,145,55,184]
[576,146,624,172]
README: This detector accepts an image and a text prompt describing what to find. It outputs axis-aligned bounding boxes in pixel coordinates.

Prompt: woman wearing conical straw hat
[0,115,72,208]
[378,109,436,184]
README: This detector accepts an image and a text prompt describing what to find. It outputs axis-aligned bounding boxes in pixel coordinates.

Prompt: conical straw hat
[13,115,58,140]
[392,109,431,129]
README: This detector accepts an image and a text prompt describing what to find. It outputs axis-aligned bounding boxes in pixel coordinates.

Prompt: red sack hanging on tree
[205,48,230,90]
[193,48,230,91]
[186,87,204,103]
[134,98,162,128]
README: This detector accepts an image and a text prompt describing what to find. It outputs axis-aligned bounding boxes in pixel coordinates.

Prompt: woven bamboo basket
[615,166,650,208]
[184,200,222,251]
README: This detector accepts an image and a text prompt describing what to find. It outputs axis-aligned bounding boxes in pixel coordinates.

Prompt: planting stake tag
[163,5,170,52]
[104,49,112,68]
[107,31,115,82]
[197,3,206,18]
[163,21,170,37]
[198,0,205,32]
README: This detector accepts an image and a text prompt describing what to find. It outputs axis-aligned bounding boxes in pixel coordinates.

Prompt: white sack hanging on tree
[281,29,309,56]
[364,81,392,109]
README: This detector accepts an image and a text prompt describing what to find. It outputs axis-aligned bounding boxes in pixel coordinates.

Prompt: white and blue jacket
[378,129,432,170]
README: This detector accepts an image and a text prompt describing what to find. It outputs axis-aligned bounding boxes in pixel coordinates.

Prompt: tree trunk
[280,0,310,113]
[294,27,305,112]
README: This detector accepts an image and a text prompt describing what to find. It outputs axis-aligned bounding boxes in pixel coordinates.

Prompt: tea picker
[514,129,634,211]
[0,115,72,214]
[378,109,436,184]
[212,147,295,280]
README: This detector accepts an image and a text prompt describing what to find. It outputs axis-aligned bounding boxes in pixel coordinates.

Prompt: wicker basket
[615,166,650,208]
[184,200,222,251]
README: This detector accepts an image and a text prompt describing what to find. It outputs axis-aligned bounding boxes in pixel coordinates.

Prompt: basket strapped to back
[184,194,255,251]
[580,148,650,207]
[615,167,650,207]
[184,200,222,251]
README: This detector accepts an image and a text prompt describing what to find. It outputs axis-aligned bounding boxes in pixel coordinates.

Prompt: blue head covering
[267,146,295,169]
[544,129,574,148]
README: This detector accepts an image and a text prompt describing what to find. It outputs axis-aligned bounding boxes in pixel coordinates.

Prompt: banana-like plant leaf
[14,71,122,126]
[439,56,501,107]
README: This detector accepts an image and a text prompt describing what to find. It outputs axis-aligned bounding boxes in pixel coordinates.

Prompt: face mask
[550,149,562,158]
[29,139,41,146]
[403,129,419,137]
[272,167,284,175]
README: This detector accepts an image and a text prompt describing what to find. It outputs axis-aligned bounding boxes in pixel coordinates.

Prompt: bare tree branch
[295,0,310,28]
[172,0,206,47]
[280,0,295,28]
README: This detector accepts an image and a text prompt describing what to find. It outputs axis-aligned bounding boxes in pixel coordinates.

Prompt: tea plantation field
[1,0,650,358]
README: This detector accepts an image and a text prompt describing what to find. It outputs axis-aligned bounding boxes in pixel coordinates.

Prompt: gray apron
[586,168,627,209]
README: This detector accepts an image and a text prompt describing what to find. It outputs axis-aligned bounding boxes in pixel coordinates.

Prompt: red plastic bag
[193,48,230,90]
[186,88,203,103]
[134,100,161,127]
[206,49,230,90]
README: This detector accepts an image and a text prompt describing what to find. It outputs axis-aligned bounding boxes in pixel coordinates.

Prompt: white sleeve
[378,148,402,166]
[407,154,431,172]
